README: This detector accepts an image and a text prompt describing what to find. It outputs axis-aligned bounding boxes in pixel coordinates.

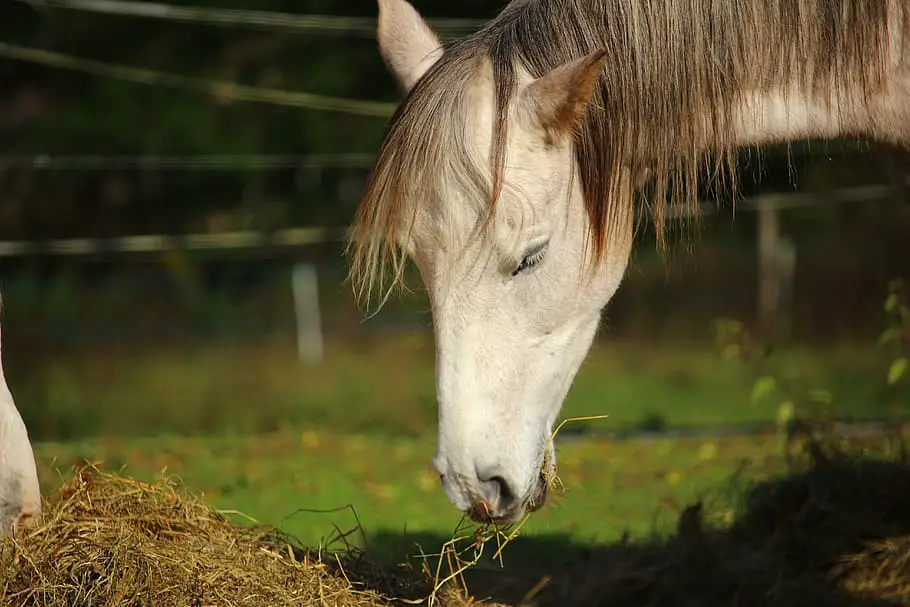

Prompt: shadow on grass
[351,452,910,606]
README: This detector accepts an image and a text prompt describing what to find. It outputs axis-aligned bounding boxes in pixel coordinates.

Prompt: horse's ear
[377,0,444,93]
[518,50,608,138]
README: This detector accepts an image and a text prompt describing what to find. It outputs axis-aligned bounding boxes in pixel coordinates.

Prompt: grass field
[16,325,909,577]
[12,334,906,442]
[32,426,870,571]
[18,436,910,607]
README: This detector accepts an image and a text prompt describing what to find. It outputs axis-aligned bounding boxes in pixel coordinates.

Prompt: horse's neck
[735,88,867,147]
[732,64,909,149]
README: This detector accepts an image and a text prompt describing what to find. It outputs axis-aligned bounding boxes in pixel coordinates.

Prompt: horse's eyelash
[524,250,546,266]
[512,245,548,276]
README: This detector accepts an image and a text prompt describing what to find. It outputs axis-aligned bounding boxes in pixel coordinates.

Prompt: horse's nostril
[488,475,516,503]
[476,469,517,509]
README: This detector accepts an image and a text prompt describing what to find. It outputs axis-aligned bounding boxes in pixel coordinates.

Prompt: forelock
[347,41,497,308]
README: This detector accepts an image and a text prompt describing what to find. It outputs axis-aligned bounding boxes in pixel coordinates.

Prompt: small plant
[879,278,909,390]
[711,278,910,467]
[710,317,834,446]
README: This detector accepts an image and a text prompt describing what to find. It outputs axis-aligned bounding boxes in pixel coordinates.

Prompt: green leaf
[698,442,718,460]
[885,293,900,313]
[808,389,833,405]
[711,318,743,341]
[879,327,901,347]
[901,306,910,322]
[750,376,777,405]
[777,402,795,427]
[888,358,908,386]
[714,318,743,333]
[722,344,742,362]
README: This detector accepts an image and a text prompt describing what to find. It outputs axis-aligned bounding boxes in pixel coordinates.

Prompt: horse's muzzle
[466,473,549,524]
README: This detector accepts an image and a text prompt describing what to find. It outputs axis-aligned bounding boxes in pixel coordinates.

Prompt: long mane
[349,0,909,305]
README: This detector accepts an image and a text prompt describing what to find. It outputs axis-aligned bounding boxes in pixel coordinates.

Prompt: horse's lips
[526,479,549,514]
[464,473,549,523]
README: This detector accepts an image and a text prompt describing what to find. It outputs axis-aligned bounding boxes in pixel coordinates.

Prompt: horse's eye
[512,242,549,276]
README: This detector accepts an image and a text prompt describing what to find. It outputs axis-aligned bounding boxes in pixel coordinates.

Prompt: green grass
[11,334,905,443]
[33,429,800,564]
[16,327,907,570]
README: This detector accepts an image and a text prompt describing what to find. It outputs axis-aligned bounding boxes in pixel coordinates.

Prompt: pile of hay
[0,467,467,607]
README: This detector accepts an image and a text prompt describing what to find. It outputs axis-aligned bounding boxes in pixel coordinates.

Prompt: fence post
[757,196,781,342]
[776,236,797,342]
[291,263,323,363]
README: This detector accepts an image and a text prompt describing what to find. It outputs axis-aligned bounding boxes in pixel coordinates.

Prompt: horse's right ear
[377,0,444,93]
[518,50,608,139]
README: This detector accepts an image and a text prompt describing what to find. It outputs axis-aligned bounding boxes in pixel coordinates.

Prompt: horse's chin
[529,440,557,513]
[468,508,523,525]
[525,476,549,514]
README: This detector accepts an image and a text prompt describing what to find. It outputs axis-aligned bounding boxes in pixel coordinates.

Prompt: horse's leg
[0,313,41,535]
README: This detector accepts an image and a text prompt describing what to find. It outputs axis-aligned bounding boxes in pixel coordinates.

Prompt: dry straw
[0,465,436,607]
[0,413,611,607]
[416,415,610,606]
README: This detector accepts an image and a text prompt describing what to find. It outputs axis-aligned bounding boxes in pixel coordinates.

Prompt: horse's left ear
[518,50,608,138]
[377,0,444,93]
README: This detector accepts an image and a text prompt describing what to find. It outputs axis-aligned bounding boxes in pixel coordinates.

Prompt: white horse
[0,0,908,537]
[0,313,41,534]
[348,0,910,524]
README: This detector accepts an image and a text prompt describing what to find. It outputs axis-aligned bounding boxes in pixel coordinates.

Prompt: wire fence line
[662,184,894,219]
[0,153,378,171]
[0,226,350,258]
[0,141,882,172]
[14,0,486,37]
[0,185,893,259]
[0,43,397,117]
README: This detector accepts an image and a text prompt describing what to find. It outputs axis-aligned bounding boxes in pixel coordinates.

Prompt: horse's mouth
[525,489,548,515]
[466,500,520,524]
[465,476,549,524]
[462,444,556,524]
[526,469,550,514]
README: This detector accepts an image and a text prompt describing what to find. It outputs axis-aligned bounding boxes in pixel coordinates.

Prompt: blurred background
[1,0,909,553]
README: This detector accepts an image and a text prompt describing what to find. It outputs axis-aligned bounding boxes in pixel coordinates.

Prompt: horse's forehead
[404,63,558,261]
[445,70,495,155]
[411,187,551,273]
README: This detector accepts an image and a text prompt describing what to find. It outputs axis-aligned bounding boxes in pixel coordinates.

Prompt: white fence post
[757,196,781,341]
[291,262,323,363]
[777,236,797,342]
